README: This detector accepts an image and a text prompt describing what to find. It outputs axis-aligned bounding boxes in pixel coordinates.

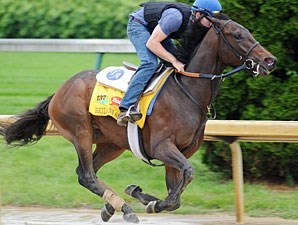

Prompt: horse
[0,16,276,223]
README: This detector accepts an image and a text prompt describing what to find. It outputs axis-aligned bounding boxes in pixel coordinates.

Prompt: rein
[176,62,247,79]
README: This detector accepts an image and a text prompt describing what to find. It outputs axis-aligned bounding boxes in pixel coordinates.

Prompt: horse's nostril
[264,57,276,67]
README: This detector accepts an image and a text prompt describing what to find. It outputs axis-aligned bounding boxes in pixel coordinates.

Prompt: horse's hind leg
[92,143,138,223]
[70,130,138,223]
[49,73,138,222]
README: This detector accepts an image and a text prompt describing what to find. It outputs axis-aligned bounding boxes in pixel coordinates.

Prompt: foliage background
[0,0,144,38]
[0,0,297,183]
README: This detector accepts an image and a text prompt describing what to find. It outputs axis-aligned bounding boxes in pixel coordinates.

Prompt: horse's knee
[146,199,180,213]
[167,199,180,211]
[184,165,195,184]
[163,198,181,212]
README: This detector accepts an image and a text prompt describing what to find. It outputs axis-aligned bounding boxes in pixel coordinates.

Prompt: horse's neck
[179,42,224,109]
[186,41,224,74]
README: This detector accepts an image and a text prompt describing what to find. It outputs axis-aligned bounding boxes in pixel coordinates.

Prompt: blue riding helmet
[192,0,222,17]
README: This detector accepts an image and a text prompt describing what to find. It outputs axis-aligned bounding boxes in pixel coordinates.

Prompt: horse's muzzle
[246,56,277,76]
[260,56,277,76]
[264,57,277,71]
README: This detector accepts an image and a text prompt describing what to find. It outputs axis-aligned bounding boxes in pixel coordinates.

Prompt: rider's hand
[172,59,185,73]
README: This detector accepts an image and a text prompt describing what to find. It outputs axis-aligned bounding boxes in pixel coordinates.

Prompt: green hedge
[0,0,144,38]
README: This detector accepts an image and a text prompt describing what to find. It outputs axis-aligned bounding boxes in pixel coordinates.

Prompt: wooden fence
[1,115,298,224]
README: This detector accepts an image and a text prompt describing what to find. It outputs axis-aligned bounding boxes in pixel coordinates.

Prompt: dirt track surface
[1,206,298,225]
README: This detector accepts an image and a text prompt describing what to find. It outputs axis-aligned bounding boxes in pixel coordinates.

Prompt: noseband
[213,19,260,76]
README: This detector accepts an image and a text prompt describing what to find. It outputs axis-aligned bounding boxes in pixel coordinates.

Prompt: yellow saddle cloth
[89,68,174,128]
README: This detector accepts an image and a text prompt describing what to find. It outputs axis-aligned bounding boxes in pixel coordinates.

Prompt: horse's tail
[0,94,54,147]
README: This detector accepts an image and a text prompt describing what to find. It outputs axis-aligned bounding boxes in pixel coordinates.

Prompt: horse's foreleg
[146,141,195,213]
[125,184,160,205]
[163,166,186,211]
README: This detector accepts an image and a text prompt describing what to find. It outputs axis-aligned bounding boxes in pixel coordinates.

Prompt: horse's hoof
[146,200,157,213]
[123,212,139,223]
[101,204,115,222]
[125,184,142,196]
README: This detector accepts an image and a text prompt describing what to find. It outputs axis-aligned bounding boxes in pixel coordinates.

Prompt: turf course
[0,52,297,219]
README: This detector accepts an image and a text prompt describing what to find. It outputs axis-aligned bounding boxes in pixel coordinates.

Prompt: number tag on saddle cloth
[89,66,174,128]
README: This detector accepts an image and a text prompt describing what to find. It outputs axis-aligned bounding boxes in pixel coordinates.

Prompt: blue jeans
[119,17,175,110]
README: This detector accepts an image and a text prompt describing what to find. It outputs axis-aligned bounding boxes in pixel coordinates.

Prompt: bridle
[213,19,260,76]
[177,18,261,78]
[174,18,262,119]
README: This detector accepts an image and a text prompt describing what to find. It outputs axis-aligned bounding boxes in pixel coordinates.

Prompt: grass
[0,52,297,219]
[0,52,139,114]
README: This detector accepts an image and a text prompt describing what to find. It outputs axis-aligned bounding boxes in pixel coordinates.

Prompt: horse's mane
[174,13,230,64]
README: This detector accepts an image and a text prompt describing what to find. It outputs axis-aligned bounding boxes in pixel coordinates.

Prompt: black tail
[0,95,54,147]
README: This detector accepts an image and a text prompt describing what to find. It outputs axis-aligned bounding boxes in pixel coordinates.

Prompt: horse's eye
[233,32,243,41]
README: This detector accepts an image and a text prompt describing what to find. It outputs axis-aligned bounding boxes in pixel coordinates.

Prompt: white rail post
[230,142,245,224]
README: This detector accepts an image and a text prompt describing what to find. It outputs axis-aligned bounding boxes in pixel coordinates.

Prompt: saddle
[122,61,138,71]
[89,62,174,128]
[123,61,168,80]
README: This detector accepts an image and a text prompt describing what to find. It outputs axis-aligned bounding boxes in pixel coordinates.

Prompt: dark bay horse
[0,17,276,223]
